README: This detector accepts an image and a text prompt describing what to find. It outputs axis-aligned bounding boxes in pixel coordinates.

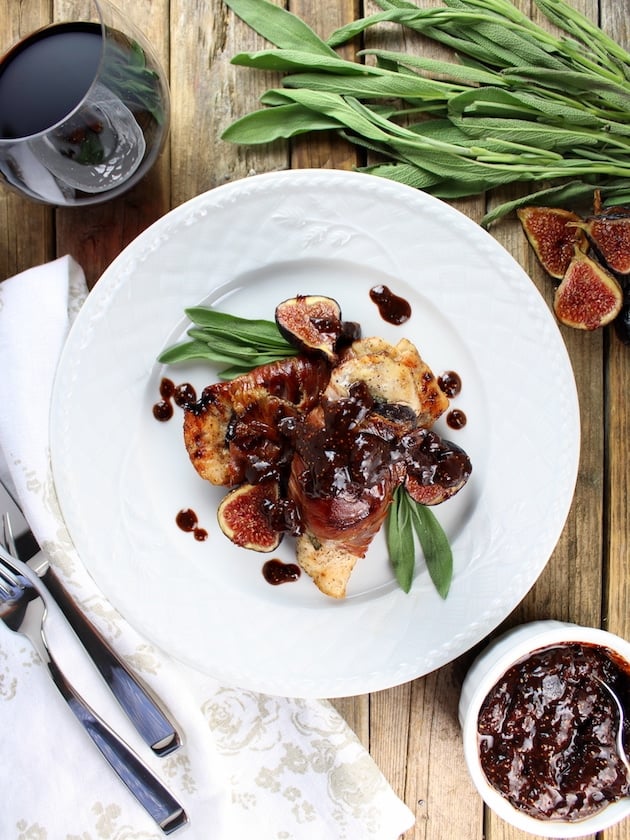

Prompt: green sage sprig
[387,485,453,598]
[221,0,630,225]
[157,307,297,379]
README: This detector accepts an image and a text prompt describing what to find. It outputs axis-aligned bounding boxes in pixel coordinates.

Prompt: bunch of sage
[222,0,630,225]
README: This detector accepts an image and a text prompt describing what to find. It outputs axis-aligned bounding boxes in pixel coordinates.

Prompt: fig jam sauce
[175,508,208,542]
[477,643,630,821]
[437,370,462,398]
[262,558,301,585]
[153,378,196,421]
[369,285,411,325]
[446,408,467,430]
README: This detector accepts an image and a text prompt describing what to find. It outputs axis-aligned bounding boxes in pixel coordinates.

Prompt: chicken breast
[181,334,467,600]
[183,355,330,486]
[327,337,449,428]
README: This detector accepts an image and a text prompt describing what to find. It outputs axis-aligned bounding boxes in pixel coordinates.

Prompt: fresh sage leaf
[360,49,507,87]
[222,103,342,143]
[222,0,630,225]
[385,486,454,597]
[223,0,337,57]
[157,339,218,365]
[283,70,465,102]
[159,308,297,373]
[231,48,374,75]
[408,501,453,599]
[386,486,416,594]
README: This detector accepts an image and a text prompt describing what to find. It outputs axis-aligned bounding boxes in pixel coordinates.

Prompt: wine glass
[0,0,170,206]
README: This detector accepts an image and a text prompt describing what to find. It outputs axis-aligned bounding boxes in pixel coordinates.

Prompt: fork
[1,508,181,756]
[0,545,188,834]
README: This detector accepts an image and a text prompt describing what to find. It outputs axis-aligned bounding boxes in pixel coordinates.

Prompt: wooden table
[1,2,628,838]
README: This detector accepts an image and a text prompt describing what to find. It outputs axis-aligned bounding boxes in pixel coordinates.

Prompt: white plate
[50,169,580,698]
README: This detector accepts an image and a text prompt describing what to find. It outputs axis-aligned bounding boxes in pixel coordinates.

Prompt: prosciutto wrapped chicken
[182,298,471,599]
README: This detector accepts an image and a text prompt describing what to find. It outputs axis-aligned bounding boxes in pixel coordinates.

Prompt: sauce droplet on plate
[438,370,462,398]
[447,408,467,430]
[153,378,196,422]
[369,285,411,325]
[262,558,301,585]
[176,508,208,541]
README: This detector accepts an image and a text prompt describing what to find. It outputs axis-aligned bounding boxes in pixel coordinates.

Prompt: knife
[1,494,181,757]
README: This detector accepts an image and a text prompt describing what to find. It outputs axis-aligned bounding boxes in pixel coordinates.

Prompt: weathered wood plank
[290,0,359,171]
[598,32,630,840]
[600,0,630,650]
[484,2,602,839]
[170,0,288,207]
[0,1,54,280]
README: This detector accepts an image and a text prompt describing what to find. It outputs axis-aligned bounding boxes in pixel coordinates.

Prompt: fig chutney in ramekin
[459,621,630,838]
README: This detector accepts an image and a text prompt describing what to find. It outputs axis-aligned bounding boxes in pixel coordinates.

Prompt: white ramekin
[458,620,630,838]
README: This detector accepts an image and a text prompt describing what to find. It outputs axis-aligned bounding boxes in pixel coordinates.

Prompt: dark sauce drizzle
[176,508,208,542]
[153,377,196,422]
[447,408,467,430]
[156,326,470,583]
[262,558,301,585]
[438,370,462,398]
[369,285,411,325]
[438,371,467,429]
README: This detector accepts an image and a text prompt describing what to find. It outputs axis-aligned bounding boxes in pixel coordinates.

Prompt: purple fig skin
[275,295,343,361]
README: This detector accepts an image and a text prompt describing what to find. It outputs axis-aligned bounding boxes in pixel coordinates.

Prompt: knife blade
[1,495,181,757]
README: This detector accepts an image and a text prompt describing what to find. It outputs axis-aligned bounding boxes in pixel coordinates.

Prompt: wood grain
[601,0,630,651]
[0,1,54,280]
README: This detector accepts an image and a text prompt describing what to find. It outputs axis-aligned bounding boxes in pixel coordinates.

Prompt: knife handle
[43,566,181,756]
[46,654,188,834]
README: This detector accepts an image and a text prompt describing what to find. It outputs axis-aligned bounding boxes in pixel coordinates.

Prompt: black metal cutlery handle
[44,568,181,756]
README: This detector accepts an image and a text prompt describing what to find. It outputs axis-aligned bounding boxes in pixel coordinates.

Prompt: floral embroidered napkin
[0,257,415,840]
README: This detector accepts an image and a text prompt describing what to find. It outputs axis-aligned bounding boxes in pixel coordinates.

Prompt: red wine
[0,20,168,205]
[0,23,103,139]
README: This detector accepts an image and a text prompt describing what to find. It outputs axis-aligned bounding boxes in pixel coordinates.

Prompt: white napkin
[0,257,415,840]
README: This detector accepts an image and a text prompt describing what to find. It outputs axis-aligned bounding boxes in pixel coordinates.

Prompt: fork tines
[0,546,23,600]
[0,566,17,599]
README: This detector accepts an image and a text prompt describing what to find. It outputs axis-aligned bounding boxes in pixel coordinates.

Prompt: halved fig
[571,211,630,276]
[217,481,281,552]
[401,429,472,506]
[275,295,342,361]
[554,247,623,330]
[517,206,588,280]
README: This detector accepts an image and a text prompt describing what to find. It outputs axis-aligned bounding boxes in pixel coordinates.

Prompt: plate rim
[50,168,580,697]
